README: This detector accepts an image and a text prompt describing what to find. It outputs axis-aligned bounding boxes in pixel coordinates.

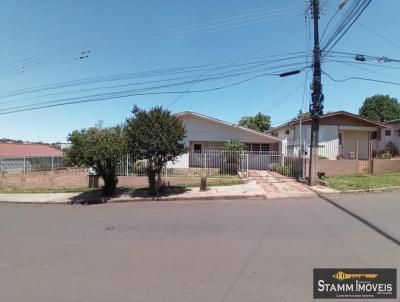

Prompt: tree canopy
[63,123,126,195]
[238,113,271,132]
[125,106,186,195]
[359,94,400,122]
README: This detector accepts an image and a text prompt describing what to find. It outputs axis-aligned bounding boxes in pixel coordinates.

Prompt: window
[385,130,392,136]
[193,143,202,153]
[371,131,378,140]
[285,129,290,135]
[261,144,270,151]
[338,133,342,145]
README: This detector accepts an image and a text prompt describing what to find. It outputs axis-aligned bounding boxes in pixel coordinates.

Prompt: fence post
[204,151,207,176]
[23,157,26,172]
[246,153,249,179]
[0,157,2,172]
[51,156,54,171]
[126,154,129,176]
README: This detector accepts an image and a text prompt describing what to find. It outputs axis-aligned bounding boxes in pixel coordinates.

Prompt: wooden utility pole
[308,0,323,185]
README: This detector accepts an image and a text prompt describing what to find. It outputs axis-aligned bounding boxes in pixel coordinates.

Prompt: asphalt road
[0,196,399,302]
[327,191,400,244]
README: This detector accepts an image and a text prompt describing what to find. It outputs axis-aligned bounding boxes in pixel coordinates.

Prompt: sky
[0,0,399,143]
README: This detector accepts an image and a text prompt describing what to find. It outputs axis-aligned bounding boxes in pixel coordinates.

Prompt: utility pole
[308,0,324,185]
[298,109,303,156]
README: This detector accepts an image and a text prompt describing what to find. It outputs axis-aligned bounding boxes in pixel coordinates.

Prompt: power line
[0,52,310,101]
[0,72,287,115]
[167,3,304,39]
[323,71,400,86]
[321,0,373,54]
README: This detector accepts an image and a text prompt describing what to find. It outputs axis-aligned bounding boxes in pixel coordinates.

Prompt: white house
[167,111,283,168]
[372,119,400,154]
[268,111,388,160]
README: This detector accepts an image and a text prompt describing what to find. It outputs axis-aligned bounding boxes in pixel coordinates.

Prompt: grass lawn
[0,179,245,194]
[325,172,400,192]
[0,187,100,194]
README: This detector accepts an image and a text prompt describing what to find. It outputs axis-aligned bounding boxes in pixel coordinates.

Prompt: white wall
[180,114,280,145]
[377,122,400,152]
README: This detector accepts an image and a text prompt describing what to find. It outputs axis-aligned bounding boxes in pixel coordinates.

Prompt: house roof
[385,118,400,124]
[269,111,389,132]
[0,143,63,157]
[176,111,282,142]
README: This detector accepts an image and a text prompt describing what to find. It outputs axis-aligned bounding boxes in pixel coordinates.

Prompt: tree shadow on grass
[129,186,190,199]
[69,186,190,204]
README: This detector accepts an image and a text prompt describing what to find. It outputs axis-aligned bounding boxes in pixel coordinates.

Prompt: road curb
[0,194,268,205]
[105,194,267,203]
[316,192,400,247]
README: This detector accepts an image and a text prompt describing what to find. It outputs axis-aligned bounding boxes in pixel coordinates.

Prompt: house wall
[374,121,400,152]
[180,114,279,145]
[286,125,339,160]
[341,130,369,160]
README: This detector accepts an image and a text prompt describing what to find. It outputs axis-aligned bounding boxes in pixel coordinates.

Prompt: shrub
[275,164,296,177]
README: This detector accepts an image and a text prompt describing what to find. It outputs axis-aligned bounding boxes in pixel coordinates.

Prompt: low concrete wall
[317,160,358,176]
[372,159,400,174]
[0,168,89,189]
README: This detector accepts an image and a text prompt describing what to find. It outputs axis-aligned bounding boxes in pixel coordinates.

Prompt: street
[0,195,399,302]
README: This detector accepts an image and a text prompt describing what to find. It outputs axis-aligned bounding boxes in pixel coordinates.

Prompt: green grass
[185,179,245,187]
[325,172,400,192]
[0,187,100,194]
[0,178,245,194]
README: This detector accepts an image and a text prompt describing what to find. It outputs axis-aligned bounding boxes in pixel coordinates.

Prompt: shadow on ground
[69,186,190,205]
[129,186,190,199]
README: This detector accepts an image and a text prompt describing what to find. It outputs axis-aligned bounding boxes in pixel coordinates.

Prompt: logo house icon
[332,271,378,281]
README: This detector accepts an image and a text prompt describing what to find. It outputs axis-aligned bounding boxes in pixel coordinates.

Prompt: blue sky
[0,0,399,142]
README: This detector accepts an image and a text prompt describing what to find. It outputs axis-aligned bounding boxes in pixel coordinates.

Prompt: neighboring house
[0,143,63,172]
[168,111,283,168]
[372,119,400,154]
[268,111,388,160]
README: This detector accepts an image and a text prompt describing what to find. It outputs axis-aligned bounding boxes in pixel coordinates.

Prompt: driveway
[249,170,315,198]
[0,197,399,302]
[326,190,400,243]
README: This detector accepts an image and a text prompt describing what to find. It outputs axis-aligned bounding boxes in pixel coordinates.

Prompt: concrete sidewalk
[0,181,265,204]
[0,178,317,204]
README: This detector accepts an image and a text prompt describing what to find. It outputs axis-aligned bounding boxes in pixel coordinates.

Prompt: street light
[279,70,301,77]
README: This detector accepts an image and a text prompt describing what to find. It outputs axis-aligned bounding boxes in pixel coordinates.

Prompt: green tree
[63,123,126,196]
[359,94,400,122]
[291,111,311,121]
[222,140,245,151]
[125,106,186,196]
[238,113,271,132]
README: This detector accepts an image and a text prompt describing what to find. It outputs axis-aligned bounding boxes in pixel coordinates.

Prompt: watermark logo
[314,268,396,299]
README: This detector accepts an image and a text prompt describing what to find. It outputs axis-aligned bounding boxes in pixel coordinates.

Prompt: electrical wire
[323,71,400,86]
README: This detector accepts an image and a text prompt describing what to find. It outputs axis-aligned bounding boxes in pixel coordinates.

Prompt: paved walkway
[249,170,315,198]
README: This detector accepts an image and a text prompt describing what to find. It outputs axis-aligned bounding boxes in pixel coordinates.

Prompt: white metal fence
[116,150,304,179]
[0,156,65,173]
[0,151,305,180]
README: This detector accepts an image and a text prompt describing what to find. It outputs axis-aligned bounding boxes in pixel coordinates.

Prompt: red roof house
[0,143,63,157]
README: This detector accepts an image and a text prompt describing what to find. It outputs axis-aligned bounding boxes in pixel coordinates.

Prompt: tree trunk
[101,168,118,196]
[147,169,157,196]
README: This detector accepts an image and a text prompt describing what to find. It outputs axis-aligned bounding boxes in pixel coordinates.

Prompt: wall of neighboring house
[375,121,400,152]
[284,124,339,160]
